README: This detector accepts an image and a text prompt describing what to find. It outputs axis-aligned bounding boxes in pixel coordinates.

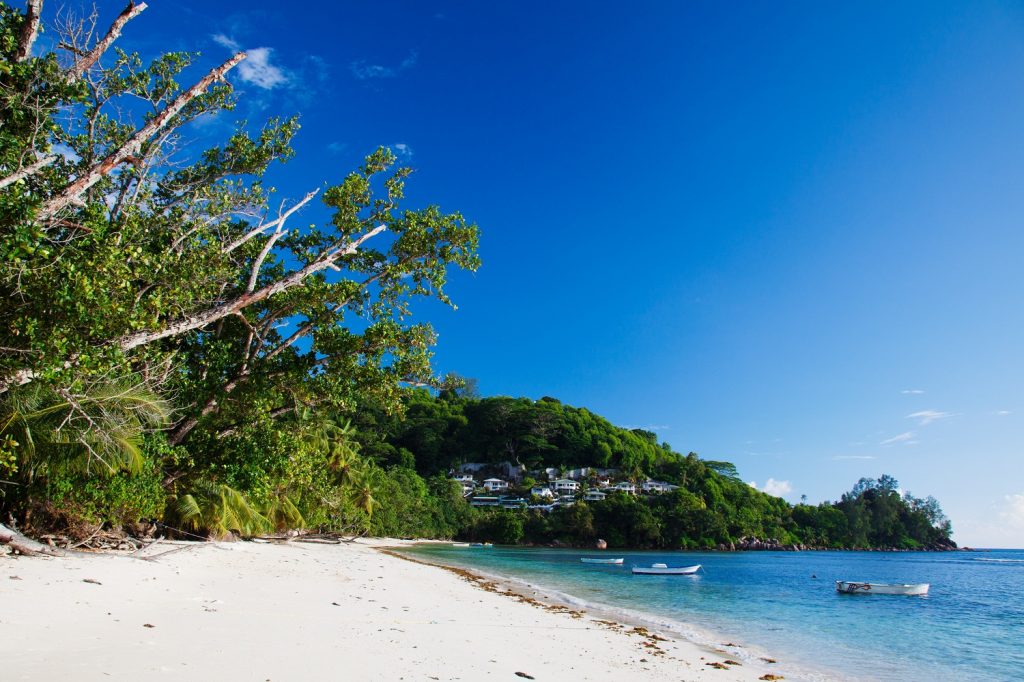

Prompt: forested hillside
[354,391,956,550]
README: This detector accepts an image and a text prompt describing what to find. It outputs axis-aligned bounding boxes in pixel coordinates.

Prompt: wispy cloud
[996,410,1012,416]
[211,33,240,51]
[237,47,289,89]
[391,143,414,160]
[749,478,793,497]
[906,410,954,426]
[211,35,289,90]
[350,50,419,80]
[880,431,915,446]
[901,389,925,395]
[832,455,877,460]
[326,142,348,155]
[999,493,1024,529]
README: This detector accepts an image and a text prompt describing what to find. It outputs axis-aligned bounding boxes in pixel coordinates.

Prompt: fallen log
[0,523,64,557]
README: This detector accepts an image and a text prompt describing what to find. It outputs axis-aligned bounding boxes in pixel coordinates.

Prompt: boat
[452,542,470,547]
[631,563,702,575]
[835,581,929,595]
[469,542,494,548]
[580,557,624,565]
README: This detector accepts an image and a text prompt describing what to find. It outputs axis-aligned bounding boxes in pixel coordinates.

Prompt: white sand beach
[2,539,782,681]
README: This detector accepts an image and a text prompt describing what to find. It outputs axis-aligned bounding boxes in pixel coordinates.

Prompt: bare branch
[15,0,43,63]
[65,2,148,82]
[0,154,56,191]
[39,51,247,221]
[224,189,319,254]
[117,224,387,353]
[245,198,306,293]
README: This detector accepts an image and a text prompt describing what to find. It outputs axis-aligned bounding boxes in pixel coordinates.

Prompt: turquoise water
[403,545,1024,681]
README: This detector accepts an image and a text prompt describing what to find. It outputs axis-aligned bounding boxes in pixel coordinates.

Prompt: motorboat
[631,563,702,575]
[835,581,929,595]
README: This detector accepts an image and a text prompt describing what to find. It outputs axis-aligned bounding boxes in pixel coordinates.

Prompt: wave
[973,557,1024,563]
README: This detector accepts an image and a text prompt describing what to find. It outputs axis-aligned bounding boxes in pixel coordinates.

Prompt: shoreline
[386,543,845,682]
[3,537,785,681]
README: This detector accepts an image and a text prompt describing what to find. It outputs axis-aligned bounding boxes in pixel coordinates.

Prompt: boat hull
[632,564,701,575]
[835,581,929,595]
[581,558,624,565]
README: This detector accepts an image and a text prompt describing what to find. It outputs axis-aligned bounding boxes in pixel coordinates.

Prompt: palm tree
[173,480,271,539]
[0,379,170,481]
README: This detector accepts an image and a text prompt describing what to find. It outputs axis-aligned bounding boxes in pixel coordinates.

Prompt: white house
[454,480,475,496]
[482,478,510,492]
[552,478,580,493]
[453,474,476,484]
[612,481,637,494]
[531,486,555,499]
[583,490,607,502]
[641,480,677,494]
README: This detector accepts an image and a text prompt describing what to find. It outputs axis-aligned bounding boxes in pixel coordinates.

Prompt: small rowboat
[452,542,470,547]
[835,581,929,595]
[580,557,624,565]
[631,563,702,575]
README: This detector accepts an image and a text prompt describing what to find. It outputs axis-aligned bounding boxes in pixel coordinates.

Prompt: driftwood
[0,522,64,557]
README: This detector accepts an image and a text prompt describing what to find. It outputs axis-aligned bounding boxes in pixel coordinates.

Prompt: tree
[0,1,481,535]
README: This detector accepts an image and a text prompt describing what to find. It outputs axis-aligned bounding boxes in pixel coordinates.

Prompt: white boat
[631,563,702,575]
[452,542,470,547]
[580,557,624,565]
[835,581,929,595]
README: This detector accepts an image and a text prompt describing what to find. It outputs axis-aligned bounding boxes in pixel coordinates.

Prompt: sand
[1,539,784,681]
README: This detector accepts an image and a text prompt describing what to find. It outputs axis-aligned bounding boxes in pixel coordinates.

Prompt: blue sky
[76,1,1024,546]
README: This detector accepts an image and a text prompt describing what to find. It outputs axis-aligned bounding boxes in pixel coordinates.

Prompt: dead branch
[65,2,148,82]
[39,51,246,221]
[223,189,319,254]
[117,223,387,353]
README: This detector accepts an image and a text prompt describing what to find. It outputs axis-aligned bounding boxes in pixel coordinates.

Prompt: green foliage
[0,380,170,478]
[171,480,271,539]
[38,458,165,529]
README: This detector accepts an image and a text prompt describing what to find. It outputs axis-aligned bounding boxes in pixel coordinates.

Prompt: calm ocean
[402,545,1024,681]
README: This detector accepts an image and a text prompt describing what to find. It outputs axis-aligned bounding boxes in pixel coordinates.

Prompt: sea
[401,544,1024,681]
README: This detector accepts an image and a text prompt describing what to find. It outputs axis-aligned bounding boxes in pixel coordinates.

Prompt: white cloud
[762,478,792,497]
[999,494,1024,529]
[350,51,419,80]
[880,431,915,445]
[996,410,1012,416]
[749,478,792,497]
[211,35,289,90]
[391,143,414,160]
[350,62,395,79]
[901,389,925,395]
[907,410,954,426]
[831,455,877,460]
[237,47,289,89]
[211,33,240,51]
[51,142,79,163]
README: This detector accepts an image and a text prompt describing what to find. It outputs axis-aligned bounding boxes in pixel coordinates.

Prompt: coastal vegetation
[0,2,954,553]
